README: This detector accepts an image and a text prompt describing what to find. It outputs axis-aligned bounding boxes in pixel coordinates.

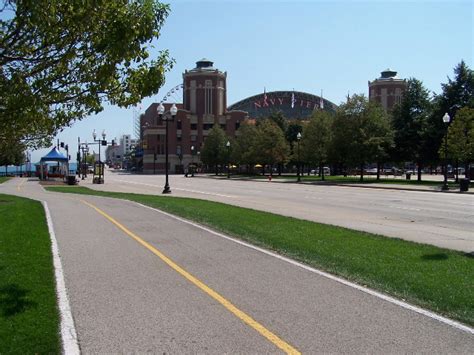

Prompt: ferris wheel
[160,83,184,104]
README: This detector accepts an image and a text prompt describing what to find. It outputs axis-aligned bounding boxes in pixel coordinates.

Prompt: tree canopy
[200,125,228,173]
[0,0,173,150]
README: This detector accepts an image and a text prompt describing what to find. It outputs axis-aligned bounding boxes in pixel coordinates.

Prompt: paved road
[93,171,474,253]
[2,178,473,353]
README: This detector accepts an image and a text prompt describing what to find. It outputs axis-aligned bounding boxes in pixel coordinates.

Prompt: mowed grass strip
[0,176,10,184]
[0,194,60,353]
[47,186,474,326]
[249,174,467,187]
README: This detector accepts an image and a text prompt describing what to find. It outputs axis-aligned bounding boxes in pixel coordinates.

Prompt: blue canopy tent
[39,147,68,180]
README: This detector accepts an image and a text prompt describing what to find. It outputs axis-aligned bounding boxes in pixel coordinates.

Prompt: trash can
[460,178,470,192]
[405,173,411,180]
[67,175,77,185]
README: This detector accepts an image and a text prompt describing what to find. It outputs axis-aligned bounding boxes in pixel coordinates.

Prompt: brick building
[368,69,407,111]
[141,59,248,174]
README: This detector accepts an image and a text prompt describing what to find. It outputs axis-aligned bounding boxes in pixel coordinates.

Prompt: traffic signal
[101,140,107,146]
[60,142,64,148]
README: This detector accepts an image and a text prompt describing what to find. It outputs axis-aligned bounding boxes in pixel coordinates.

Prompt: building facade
[141,59,248,174]
[368,69,407,111]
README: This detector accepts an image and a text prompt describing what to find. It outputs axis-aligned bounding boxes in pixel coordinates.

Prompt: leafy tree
[0,0,173,150]
[391,78,432,180]
[200,125,228,174]
[445,107,474,179]
[0,137,25,174]
[268,110,288,133]
[427,61,474,167]
[233,122,259,173]
[254,119,289,175]
[332,94,393,181]
[301,111,332,180]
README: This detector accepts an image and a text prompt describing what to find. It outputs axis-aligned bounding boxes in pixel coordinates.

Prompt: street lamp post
[297,132,302,182]
[442,112,451,191]
[159,103,177,194]
[92,129,106,183]
[226,141,231,178]
[191,145,195,177]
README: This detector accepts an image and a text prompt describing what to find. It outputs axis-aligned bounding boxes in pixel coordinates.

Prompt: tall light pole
[297,132,302,182]
[93,129,106,183]
[226,141,231,178]
[159,103,177,194]
[442,112,451,191]
[191,145,195,177]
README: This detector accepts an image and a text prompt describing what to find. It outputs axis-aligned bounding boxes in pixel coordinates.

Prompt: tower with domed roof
[369,69,407,111]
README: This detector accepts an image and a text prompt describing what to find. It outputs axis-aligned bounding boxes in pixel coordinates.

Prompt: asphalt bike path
[3,178,473,353]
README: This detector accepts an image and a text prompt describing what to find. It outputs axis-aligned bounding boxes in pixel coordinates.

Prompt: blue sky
[31,0,473,162]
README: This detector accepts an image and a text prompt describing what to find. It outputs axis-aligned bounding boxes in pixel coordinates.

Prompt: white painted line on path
[387,205,422,211]
[133,201,474,335]
[111,178,237,198]
[42,201,80,355]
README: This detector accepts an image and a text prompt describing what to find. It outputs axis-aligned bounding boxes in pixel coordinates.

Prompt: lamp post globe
[296,132,302,182]
[442,112,451,191]
[157,103,165,116]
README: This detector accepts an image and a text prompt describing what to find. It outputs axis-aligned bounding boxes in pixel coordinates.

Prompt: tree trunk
[321,163,325,181]
[455,160,459,183]
[417,162,422,182]
[215,164,218,176]
[465,161,470,181]
[376,162,381,181]
[360,163,364,182]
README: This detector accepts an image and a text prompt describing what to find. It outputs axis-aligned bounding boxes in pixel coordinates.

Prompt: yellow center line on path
[17,178,26,191]
[80,199,300,355]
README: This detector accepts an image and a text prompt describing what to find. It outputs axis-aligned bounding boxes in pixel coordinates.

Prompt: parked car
[311,167,330,175]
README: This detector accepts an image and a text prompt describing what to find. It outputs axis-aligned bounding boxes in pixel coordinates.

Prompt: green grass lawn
[0,176,10,184]
[47,186,474,327]
[246,173,467,187]
[0,194,60,353]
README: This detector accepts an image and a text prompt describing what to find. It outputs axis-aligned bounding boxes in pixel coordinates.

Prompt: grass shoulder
[0,194,60,353]
[47,186,474,327]
[0,176,11,184]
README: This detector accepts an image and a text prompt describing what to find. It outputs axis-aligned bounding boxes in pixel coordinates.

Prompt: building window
[191,135,197,142]
[235,121,240,130]
[205,79,212,114]
[191,123,198,130]
[177,135,182,142]
[177,120,182,129]
[203,123,213,130]
[220,124,226,130]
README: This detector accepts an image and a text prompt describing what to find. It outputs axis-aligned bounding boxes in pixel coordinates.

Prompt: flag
[320,90,324,110]
[291,90,295,109]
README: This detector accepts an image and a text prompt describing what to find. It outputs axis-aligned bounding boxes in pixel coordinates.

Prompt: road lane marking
[133,201,474,336]
[110,178,237,198]
[42,201,80,355]
[17,178,26,191]
[80,199,300,354]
